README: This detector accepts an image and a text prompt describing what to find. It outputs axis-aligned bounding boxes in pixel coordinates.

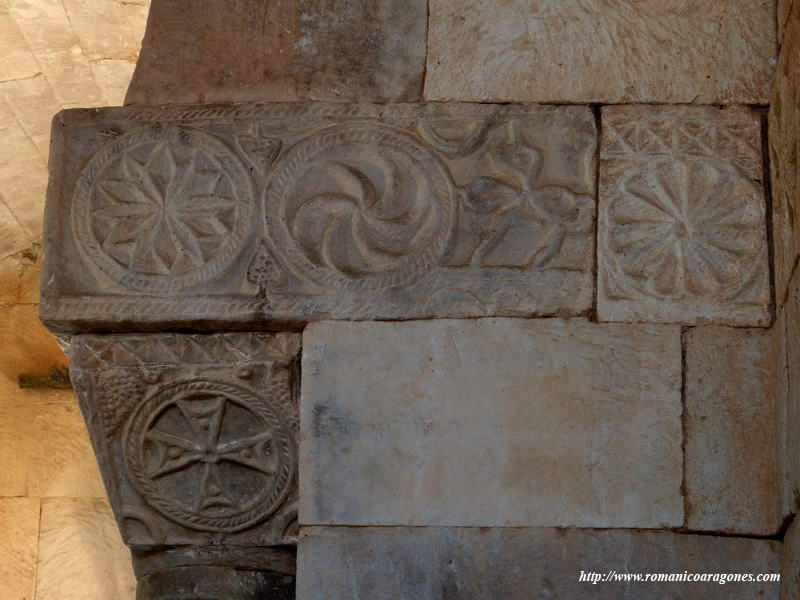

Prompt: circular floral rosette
[601,156,766,301]
[124,379,293,533]
[264,122,456,292]
[72,126,255,293]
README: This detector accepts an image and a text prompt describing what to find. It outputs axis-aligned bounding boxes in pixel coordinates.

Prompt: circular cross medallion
[265,122,455,291]
[72,127,255,293]
[124,379,293,533]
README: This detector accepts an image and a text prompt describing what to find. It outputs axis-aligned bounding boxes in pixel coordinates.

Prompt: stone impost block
[684,326,782,535]
[69,333,300,599]
[300,318,684,529]
[425,0,776,104]
[598,105,770,326]
[40,103,597,332]
[298,526,781,600]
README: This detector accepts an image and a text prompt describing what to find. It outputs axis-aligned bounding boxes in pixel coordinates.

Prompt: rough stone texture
[598,105,770,326]
[40,103,597,332]
[300,318,683,528]
[782,267,800,515]
[35,498,136,600]
[69,333,300,549]
[774,307,792,522]
[0,0,149,261]
[0,497,39,600]
[298,526,782,600]
[782,517,800,599]
[125,0,427,105]
[771,0,800,306]
[136,566,295,600]
[780,0,796,44]
[425,0,776,104]
[0,390,105,498]
[684,326,781,535]
[0,303,66,396]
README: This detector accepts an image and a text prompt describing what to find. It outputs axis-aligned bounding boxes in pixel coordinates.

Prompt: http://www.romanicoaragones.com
[578,571,781,585]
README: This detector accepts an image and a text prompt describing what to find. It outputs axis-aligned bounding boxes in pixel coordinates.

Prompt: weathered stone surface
[125,0,427,105]
[782,517,800,599]
[780,0,796,44]
[684,326,781,535]
[300,318,683,528]
[41,103,597,331]
[425,0,776,104]
[0,199,30,258]
[598,105,770,326]
[771,0,800,306]
[298,526,782,600]
[0,303,67,395]
[0,389,104,498]
[782,267,800,515]
[69,333,300,548]
[0,497,39,600]
[35,498,136,600]
[136,566,295,600]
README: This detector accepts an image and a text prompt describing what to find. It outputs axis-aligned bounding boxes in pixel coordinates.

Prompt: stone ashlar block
[298,526,781,600]
[125,0,428,105]
[40,103,597,332]
[425,0,776,104]
[598,105,770,326]
[300,318,684,529]
[68,332,300,550]
[684,326,782,535]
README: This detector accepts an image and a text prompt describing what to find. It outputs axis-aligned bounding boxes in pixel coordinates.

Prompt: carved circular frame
[264,122,456,291]
[124,379,294,533]
[72,126,256,294]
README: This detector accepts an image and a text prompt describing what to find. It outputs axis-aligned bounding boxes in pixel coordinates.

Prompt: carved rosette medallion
[124,379,293,533]
[265,122,456,291]
[72,127,255,293]
[602,156,766,301]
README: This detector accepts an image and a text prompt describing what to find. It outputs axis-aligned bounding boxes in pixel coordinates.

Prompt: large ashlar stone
[300,318,683,528]
[69,333,300,550]
[125,0,427,105]
[35,498,136,600]
[0,498,40,600]
[771,0,800,306]
[598,105,770,326]
[298,526,782,600]
[684,326,782,535]
[0,389,105,498]
[425,0,776,104]
[40,103,597,332]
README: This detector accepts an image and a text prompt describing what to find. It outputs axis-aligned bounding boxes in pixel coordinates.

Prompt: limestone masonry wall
[4,0,799,598]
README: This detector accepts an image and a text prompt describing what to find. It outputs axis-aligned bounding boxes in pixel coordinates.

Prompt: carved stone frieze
[598,105,770,326]
[69,333,300,549]
[40,103,597,331]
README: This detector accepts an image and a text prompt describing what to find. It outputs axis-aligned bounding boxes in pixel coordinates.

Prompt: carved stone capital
[68,333,300,598]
